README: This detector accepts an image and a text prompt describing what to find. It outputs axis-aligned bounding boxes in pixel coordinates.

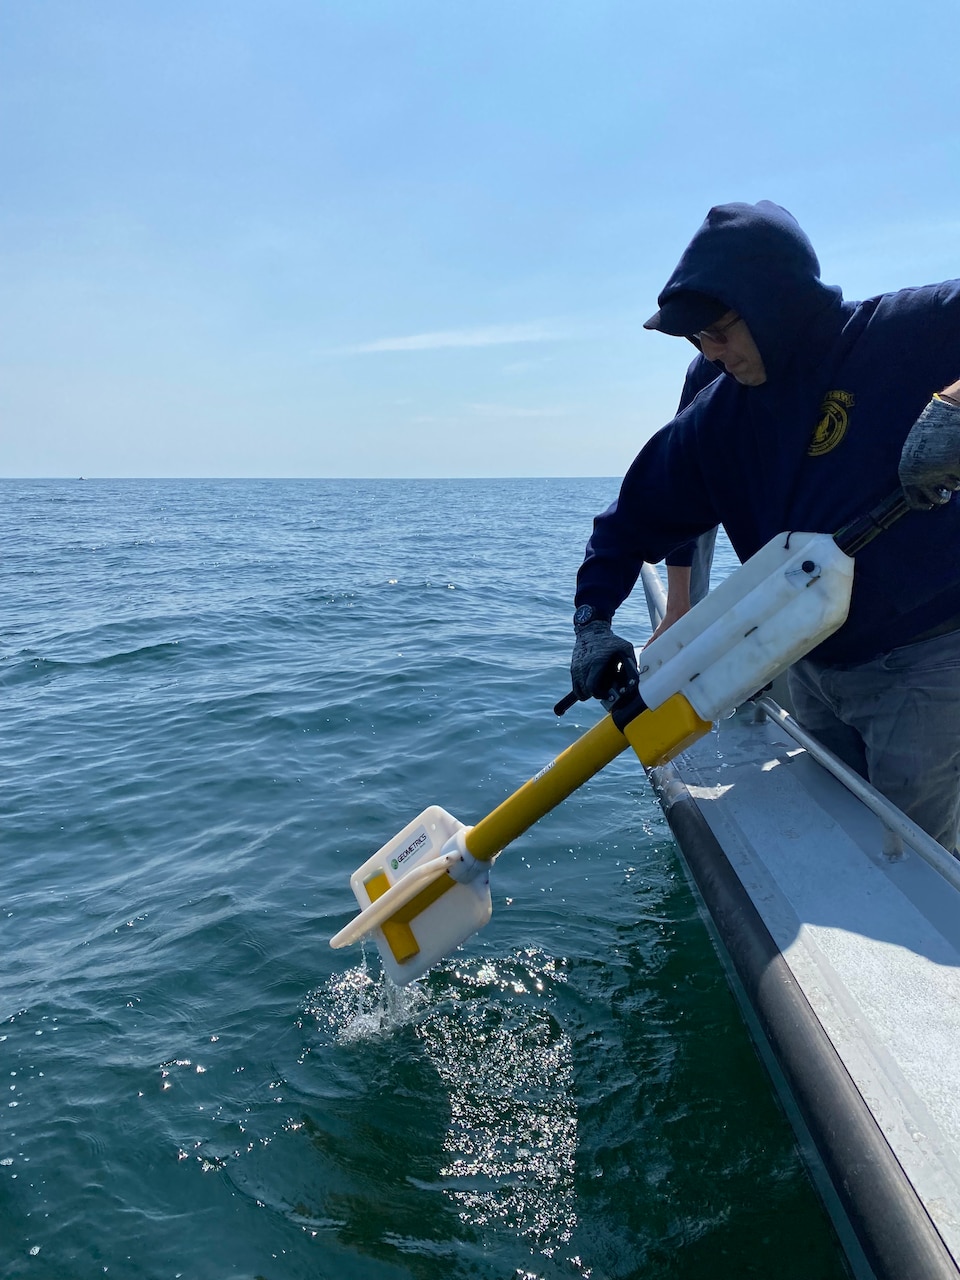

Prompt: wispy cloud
[408,402,575,424]
[336,321,570,355]
[501,355,558,375]
[466,402,573,419]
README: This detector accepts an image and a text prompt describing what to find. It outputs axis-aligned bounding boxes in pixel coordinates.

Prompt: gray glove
[570,618,637,701]
[899,396,960,510]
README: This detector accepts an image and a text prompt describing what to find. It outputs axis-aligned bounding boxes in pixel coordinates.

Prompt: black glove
[570,618,637,701]
[899,396,960,510]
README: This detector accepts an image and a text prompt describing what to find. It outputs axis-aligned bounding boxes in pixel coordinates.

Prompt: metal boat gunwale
[640,560,960,1280]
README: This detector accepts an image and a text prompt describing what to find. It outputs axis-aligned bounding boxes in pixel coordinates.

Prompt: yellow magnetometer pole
[331,524,860,986]
[329,691,711,983]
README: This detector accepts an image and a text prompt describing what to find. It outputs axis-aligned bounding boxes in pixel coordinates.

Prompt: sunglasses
[691,313,743,346]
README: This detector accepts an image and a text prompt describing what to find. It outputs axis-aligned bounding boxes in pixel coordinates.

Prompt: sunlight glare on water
[309,948,584,1274]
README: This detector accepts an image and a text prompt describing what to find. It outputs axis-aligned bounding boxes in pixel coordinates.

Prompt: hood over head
[646,201,844,381]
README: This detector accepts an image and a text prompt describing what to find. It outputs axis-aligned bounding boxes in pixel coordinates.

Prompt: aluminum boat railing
[753,695,960,892]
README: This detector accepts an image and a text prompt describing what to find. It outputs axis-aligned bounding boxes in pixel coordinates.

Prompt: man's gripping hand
[570,617,636,702]
[899,395,960,510]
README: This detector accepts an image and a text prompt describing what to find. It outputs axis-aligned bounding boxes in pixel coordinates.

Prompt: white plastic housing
[347,805,492,985]
[638,531,854,721]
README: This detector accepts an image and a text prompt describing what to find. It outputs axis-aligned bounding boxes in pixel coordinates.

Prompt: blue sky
[2,0,958,478]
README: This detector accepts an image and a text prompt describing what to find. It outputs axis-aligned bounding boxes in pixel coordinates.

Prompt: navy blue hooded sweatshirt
[575,201,960,664]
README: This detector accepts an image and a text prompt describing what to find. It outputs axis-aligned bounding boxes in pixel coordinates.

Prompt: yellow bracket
[363,866,459,965]
[623,691,712,767]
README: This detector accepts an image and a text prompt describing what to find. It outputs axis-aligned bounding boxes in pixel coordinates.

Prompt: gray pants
[788,629,960,852]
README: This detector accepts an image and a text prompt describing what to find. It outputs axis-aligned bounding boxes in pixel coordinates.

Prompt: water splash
[708,703,740,775]
[306,950,429,1044]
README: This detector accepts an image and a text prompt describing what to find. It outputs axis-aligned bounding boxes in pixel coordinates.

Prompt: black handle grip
[554,690,579,717]
[834,489,911,556]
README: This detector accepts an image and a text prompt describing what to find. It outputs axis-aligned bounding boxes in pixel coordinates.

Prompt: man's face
[696,311,767,386]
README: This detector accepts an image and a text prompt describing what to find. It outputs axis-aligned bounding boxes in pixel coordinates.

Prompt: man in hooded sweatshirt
[569,199,960,850]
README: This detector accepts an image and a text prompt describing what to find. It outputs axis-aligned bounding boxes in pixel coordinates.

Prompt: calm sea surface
[0,479,849,1279]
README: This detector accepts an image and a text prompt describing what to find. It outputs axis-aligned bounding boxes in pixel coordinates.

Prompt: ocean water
[0,478,850,1280]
